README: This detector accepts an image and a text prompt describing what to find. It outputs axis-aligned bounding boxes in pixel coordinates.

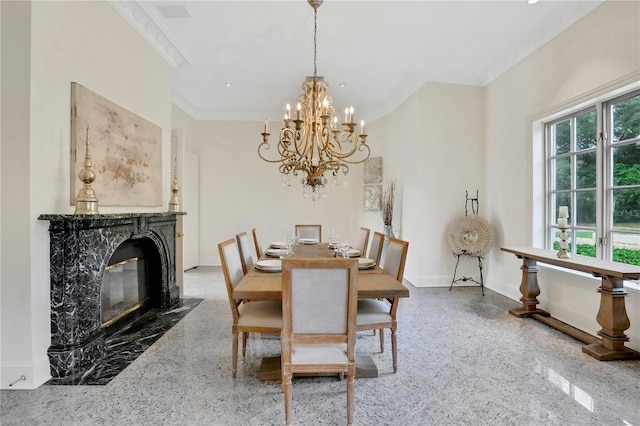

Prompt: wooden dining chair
[368,231,384,266]
[236,232,255,275]
[251,228,263,259]
[281,257,358,426]
[355,227,371,257]
[294,224,322,243]
[218,238,282,378]
[356,237,409,373]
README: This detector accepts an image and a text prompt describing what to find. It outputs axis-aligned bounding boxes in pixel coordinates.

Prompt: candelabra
[557,225,571,259]
[556,206,571,258]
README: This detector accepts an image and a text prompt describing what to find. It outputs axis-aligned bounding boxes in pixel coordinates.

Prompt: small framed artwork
[364,185,382,211]
[364,157,382,184]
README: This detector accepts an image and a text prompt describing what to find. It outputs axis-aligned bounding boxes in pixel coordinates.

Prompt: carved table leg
[582,275,640,360]
[509,257,550,318]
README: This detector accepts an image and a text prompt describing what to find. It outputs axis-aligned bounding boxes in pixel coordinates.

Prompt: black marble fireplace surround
[38,212,181,379]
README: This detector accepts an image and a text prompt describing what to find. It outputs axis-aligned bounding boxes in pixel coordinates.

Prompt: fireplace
[38,213,181,378]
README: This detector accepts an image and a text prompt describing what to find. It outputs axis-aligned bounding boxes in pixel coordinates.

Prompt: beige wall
[1,1,172,389]
[368,82,486,286]
[484,0,640,351]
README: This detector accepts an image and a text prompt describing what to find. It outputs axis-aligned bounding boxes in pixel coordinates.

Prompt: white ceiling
[111,0,604,122]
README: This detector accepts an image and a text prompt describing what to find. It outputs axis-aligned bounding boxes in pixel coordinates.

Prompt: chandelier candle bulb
[360,120,365,135]
[349,106,354,122]
[296,103,301,120]
[559,206,569,218]
[345,107,349,123]
[264,119,268,133]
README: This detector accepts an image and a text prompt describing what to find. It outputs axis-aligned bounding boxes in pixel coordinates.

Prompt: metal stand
[450,253,485,296]
[449,190,485,296]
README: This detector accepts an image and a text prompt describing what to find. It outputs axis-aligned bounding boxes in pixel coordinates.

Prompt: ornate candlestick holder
[557,225,571,259]
[74,126,100,215]
[168,156,180,212]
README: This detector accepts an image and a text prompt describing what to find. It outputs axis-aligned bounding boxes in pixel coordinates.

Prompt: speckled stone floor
[2,266,639,425]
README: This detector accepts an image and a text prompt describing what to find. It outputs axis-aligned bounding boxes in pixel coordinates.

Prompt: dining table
[232,241,410,379]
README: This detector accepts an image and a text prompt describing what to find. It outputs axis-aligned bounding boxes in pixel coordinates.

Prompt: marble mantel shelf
[39,211,185,221]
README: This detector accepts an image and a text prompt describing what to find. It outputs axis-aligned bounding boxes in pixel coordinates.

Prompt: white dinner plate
[265,248,284,257]
[270,241,285,249]
[298,238,319,244]
[255,259,282,272]
[335,248,361,258]
[358,258,375,269]
[347,248,361,258]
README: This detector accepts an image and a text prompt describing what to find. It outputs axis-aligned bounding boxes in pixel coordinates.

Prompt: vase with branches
[380,179,396,264]
[381,179,396,227]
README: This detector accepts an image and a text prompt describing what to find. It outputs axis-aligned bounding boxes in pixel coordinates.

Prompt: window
[546,89,640,266]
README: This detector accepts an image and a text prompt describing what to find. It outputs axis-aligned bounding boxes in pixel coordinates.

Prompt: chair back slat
[252,228,263,259]
[356,227,371,256]
[218,238,245,319]
[236,232,254,275]
[383,237,409,282]
[295,224,322,242]
[282,258,358,356]
[368,231,384,265]
[291,268,349,334]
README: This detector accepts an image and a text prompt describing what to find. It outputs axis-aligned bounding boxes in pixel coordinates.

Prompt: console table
[501,247,640,361]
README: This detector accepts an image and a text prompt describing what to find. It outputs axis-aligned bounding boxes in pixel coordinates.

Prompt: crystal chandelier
[258,0,370,201]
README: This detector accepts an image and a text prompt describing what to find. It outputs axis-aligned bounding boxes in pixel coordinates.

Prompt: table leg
[509,257,550,318]
[582,275,640,361]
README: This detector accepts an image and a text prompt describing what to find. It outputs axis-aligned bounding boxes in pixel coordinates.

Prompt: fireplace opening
[101,238,161,336]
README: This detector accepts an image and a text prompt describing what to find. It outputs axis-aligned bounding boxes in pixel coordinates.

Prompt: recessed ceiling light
[225,82,231,87]
[339,83,346,88]
[527,0,539,4]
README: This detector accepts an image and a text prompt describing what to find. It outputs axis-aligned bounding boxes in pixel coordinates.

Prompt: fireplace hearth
[38,212,182,379]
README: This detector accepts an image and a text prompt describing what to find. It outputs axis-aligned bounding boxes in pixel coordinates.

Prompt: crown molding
[107,0,194,68]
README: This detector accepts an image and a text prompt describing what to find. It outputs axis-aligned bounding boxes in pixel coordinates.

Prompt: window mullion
[595,101,606,260]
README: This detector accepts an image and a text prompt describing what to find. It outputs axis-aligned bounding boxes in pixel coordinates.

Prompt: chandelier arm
[333,143,371,165]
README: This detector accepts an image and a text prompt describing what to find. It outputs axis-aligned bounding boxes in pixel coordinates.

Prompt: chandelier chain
[313,7,318,79]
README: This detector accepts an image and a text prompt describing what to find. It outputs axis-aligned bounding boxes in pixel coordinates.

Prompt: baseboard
[1,356,51,389]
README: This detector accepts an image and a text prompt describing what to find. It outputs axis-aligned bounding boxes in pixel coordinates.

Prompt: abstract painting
[71,82,162,206]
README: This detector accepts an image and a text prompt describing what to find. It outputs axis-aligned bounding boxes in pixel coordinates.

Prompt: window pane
[611,233,640,266]
[576,110,596,150]
[554,157,571,190]
[554,120,571,155]
[612,188,640,228]
[576,191,596,227]
[612,94,640,142]
[612,142,640,186]
[576,151,596,189]
[575,229,596,258]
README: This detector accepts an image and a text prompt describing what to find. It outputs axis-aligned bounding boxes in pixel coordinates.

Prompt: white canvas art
[71,82,162,206]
